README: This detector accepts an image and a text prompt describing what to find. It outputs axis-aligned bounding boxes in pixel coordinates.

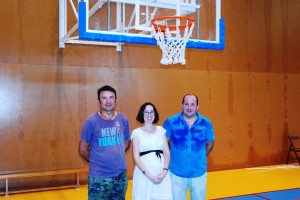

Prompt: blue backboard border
[78,1,225,50]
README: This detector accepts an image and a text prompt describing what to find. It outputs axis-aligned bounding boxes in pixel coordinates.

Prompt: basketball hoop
[151,16,195,65]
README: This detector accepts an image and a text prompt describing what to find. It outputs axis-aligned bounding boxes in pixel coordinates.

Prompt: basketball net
[151,17,195,65]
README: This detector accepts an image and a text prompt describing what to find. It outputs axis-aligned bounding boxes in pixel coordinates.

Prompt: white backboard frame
[59,0,225,51]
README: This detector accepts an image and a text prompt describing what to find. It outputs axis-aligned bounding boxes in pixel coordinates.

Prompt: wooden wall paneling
[115,45,162,69]
[267,74,286,163]
[287,0,300,73]
[0,64,22,171]
[224,1,250,72]
[245,73,272,165]
[246,0,269,73]
[18,64,84,170]
[19,1,55,64]
[207,71,230,169]
[268,0,285,73]
[286,75,300,131]
[0,1,20,63]
[187,50,214,71]
[229,72,252,167]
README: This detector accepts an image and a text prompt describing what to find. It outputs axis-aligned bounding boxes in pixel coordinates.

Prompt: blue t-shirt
[163,112,215,178]
[80,112,130,178]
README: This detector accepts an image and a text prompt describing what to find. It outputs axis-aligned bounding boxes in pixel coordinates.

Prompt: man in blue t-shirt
[163,94,215,200]
[78,85,131,200]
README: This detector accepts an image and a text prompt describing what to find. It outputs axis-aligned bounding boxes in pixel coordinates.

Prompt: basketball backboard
[59,0,224,51]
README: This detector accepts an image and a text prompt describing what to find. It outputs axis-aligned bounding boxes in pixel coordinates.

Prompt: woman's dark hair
[136,102,159,124]
[97,85,117,100]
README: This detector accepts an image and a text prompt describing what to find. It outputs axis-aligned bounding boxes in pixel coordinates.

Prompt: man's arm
[206,141,214,156]
[78,140,90,163]
[125,140,130,152]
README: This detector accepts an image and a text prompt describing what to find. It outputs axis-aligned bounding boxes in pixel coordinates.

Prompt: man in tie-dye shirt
[163,94,215,200]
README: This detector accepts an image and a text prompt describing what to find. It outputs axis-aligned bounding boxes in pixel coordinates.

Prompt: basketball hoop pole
[196,0,200,39]
[216,0,221,43]
[107,0,111,31]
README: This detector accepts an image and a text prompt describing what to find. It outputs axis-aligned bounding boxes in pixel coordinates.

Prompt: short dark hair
[182,94,198,105]
[97,85,117,100]
[136,102,159,124]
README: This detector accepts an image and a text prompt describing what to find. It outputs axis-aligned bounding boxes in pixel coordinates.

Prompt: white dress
[131,126,173,200]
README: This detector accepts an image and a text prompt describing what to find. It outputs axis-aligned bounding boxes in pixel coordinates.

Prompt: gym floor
[1,164,299,200]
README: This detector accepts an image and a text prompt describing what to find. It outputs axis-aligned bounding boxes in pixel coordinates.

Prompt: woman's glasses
[144,111,155,116]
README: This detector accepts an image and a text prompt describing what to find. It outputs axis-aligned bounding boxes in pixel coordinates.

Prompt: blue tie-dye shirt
[163,112,215,178]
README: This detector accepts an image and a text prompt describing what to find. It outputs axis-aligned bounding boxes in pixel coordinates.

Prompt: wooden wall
[0,0,300,189]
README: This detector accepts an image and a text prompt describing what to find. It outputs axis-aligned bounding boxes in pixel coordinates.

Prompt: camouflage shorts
[88,171,128,200]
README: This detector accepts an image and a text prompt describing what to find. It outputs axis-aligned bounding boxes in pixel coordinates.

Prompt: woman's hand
[148,174,163,184]
[157,170,167,181]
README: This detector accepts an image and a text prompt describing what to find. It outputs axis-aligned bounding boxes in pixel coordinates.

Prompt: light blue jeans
[170,172,207,200]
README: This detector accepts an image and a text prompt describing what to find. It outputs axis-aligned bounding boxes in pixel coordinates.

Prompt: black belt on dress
[140,150,163,160]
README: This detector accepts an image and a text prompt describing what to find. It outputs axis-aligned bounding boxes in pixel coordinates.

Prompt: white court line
[245,164,300,171]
